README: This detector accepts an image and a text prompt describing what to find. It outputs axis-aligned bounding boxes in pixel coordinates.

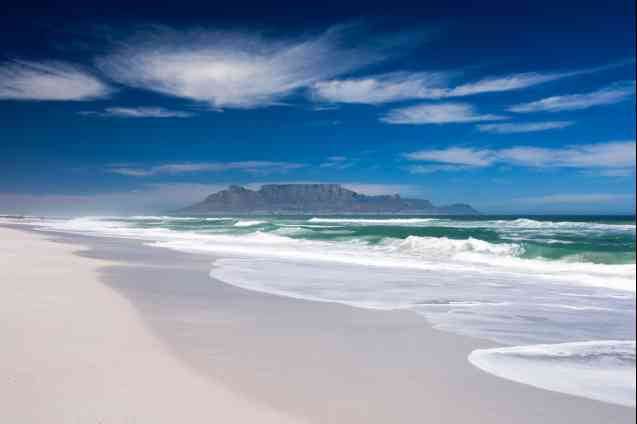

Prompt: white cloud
[97,25,396,109]
[405,147,496,166]
[80,106,195,118]
[108,161,305,177]
[404,141,636,174]
[311,104,340,111]
[0,60,111,101]
[309,64,617,105]
[447,72,566,97]
[407,164,471,174]
[514,193,635,205]
[498,142,635,168]
[509,81,635,112]
[477,121,573,134]
[319,156,355,169]
[311,72,449,104]
[381,102,506,124]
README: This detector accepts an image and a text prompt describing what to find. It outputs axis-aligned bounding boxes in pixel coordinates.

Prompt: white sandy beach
[1,225,634,423]
[0,227,303,423]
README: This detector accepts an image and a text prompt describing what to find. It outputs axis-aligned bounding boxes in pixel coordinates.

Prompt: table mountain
[176,184,478,215]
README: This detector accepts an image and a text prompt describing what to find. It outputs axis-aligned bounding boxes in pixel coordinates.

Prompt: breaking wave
[233,220,267,227]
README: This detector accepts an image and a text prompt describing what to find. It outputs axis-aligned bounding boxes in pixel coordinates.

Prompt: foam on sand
[469,341,636,407]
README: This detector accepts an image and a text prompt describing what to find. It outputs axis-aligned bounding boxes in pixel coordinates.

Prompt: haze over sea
[4,213,635,406]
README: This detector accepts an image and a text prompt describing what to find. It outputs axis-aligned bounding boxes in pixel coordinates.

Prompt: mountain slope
[176,184,478,215]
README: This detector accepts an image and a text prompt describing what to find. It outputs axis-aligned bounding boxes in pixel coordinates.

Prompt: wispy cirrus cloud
[311,71,565,105]
[319,156,356,169]
[381,102,506,124]
[404,141,636,175]
[445,62,630,98]
[498,142,635,168]
[108,161,305,177]
[446,72,568,97]
[309,63,623,105]
[405,147,496,166]
[311,71,449,104]
[96,24,416,109]
[509,81,635,113]
[407,164,471,174]
[0,60,111,101]
[79,106,195,118]
[477,121,573,134]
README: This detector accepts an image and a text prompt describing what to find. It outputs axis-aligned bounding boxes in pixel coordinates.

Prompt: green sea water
[122,214,636,265]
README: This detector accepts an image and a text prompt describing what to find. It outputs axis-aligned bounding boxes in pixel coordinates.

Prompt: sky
[1,0,635,215]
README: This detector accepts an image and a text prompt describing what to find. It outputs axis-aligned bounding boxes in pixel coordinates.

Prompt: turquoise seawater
[121,214,636,265]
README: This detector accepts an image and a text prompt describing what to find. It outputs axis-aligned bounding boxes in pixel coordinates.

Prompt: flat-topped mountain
[176,184,478,215]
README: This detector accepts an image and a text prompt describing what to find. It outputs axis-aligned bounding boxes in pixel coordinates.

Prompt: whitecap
[233,220,267,227]
[308,217,438,225]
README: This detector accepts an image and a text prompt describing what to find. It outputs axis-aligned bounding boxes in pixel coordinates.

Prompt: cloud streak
[477,121,573,134]
[319,156,356,169]
[405,147,496,166]
[0,60,111,101]
[381,102,506,124]
[309,64,621,105]
[407,164,470,174]
[509,81,635,113]
[108,161,305,176]
[311,72,449,104]
[405,141,635,174]
[96,24,408,109]
[80,106,195,118]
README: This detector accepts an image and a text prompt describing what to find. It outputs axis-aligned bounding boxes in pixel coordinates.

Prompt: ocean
[3,214,635,406]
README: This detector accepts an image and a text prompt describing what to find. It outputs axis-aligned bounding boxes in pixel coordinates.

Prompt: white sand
[0,227,304,423]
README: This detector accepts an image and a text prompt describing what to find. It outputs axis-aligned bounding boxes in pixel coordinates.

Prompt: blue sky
[1,0,635,215]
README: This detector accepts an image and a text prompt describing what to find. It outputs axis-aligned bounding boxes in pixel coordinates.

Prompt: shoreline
[2,224,634,423]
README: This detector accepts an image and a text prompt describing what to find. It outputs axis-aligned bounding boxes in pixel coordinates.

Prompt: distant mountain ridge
[176,184,478,215]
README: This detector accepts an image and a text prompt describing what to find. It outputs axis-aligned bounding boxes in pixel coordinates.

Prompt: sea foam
[469,341,636,407]
[233,220,267,227]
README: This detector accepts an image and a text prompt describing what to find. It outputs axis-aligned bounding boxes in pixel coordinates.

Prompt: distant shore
[1,225,633,423]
